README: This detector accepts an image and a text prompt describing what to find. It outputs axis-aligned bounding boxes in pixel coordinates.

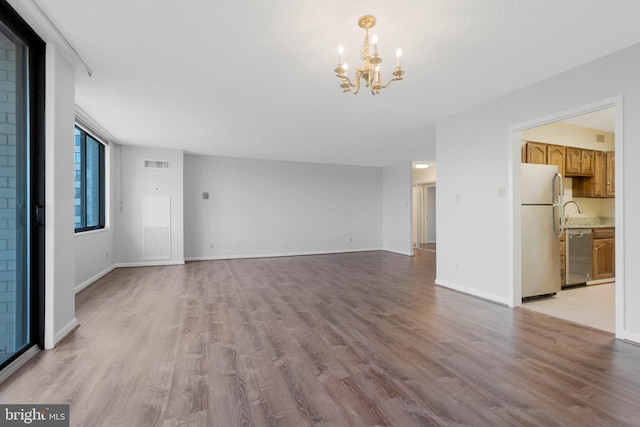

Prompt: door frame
[508,96,624,338]
[412,180,436,248]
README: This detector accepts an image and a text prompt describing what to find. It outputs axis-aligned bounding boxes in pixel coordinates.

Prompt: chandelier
[335,15,404,95]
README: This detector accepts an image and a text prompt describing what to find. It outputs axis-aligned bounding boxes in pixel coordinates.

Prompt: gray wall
[382,162,413,255]
[44,45,77,348]
[183,154,383,259]
[115,146,184,265]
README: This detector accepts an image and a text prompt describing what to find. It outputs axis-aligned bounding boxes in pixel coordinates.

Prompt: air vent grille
[144,160,170,168]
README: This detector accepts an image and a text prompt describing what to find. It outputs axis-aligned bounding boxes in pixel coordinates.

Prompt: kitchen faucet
[563,200,583,219]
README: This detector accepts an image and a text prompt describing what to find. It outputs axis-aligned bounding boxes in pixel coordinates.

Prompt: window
[74,126,105,232]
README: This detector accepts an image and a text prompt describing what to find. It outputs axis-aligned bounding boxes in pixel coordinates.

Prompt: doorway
[413,183,436,251]
[510,98,623,338]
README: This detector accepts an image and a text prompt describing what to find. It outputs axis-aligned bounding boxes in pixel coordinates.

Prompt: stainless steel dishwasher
[565,228,592,287]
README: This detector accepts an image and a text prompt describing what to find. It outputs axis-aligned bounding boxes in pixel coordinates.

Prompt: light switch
[203,192,209,199]
[497,186,506,198]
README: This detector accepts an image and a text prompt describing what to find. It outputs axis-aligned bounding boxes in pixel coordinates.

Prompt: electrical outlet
[210,243,214,249]
[349,237,353,243]
[455,263,460,270]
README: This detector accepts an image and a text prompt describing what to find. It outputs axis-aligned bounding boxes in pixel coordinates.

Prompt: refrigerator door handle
[553,172,564,238]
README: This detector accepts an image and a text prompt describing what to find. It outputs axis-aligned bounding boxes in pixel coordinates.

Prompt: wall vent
[143,195,171,261]
[596,134,605,143]
[144,160,170,169]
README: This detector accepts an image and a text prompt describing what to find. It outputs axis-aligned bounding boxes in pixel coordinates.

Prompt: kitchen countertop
[564,217,615,229]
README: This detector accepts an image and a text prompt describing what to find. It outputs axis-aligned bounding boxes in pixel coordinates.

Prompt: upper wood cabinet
[572,150,614,198]
[606,151,615,196]
[581,149,595,176]
[565,147,594,177]
[523,142,611,195]
[565,147,581,175]
[525,142,547,164]
[547,145,565,178]
[573,151,604,197]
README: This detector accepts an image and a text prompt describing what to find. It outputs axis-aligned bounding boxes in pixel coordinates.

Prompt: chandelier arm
[378,75,403,90]
[342,75,358,88]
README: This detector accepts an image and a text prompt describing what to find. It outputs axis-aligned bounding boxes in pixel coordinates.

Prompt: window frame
[74,125,106,233]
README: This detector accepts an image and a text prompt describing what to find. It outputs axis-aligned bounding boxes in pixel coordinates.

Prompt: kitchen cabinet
[606,151,615,196]
[525,142,547,164]
[592,228,615,280]
[547,145,565,178]
[565,147,594,177]
[572,151,615,198]
[581,150,595,176]
[572,151,605,197]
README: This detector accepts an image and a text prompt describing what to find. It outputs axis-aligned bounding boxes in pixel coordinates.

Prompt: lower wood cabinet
[592,228,615,280]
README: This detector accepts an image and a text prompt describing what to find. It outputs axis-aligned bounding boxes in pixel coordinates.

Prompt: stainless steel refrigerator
[521,163,563,298]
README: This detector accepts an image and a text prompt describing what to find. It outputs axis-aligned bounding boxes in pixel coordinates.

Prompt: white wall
[183,155,382,259]
[115,146,184,265]
[44,45,77,348]
[74,144,118,292]
[436,42,640,340]
[382,162,413,256]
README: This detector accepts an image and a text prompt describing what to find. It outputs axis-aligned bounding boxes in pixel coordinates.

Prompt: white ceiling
[15,0,640,166]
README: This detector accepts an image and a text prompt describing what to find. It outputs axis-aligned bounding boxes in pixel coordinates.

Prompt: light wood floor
[522,283,615,333]
[2,251,640,426]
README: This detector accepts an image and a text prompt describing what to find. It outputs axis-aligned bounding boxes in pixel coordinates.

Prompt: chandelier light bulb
[338,45,344,64]
[343,62,348,71]
[396,49,402,67]
[372,34,379,55]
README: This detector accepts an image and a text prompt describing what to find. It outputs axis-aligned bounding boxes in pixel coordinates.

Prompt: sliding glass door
[0,1,45,371]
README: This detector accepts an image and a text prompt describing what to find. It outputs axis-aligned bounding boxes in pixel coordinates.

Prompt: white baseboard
[51,317,79,349]
[75,265,117,294]
[185,248,382,262]
[382,248,414,256]
[622,330,640,345]
[435,279,510,306]
[114,260,185,268]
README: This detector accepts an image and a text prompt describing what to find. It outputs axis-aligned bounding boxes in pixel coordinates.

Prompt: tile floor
[521,282,615,333]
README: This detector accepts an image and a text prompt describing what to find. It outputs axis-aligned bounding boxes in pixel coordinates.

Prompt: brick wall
[0,41,17,359]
